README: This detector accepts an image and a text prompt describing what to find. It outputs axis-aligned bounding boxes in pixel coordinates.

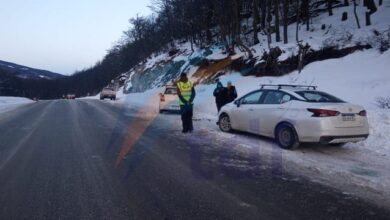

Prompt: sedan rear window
[296,91,344,103]
[165,88,177,95]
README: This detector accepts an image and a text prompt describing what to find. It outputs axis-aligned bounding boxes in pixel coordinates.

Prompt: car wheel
[159,109,164,114]
[219,114,232,132]
[275,123,300,150]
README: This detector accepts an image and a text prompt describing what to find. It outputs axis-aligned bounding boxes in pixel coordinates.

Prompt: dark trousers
[216,102,222,112]
[180,104,193,132]
[216,101,225,112]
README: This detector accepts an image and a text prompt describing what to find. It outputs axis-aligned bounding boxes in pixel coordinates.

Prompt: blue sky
[0,0,151,75]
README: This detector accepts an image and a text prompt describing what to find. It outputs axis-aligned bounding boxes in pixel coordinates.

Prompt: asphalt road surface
[0,99,389,220]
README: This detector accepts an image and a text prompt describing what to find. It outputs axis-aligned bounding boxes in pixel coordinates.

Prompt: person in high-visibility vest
[176,73,196,133]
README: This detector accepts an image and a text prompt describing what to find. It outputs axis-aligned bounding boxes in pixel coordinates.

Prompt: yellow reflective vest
[177,81,193,105]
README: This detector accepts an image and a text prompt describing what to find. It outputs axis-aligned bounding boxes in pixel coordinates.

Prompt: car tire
[218,114,232,132]
[275,123,300,150]
[159,109,164,114]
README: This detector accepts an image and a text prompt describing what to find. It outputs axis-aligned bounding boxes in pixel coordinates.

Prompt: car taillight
[358,110,367,117]
[307,108,340,117]
[160,94,165,102]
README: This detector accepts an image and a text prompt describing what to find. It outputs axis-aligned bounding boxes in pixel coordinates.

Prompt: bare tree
[253,0,260,45]
[283,0,289,44]
[296,0,301,42]
[328,0,334,16]
[365,0,377,26]
[353,0,361,28]
[275,0,281,42]
[266,0,273,48]
[302,0,310,31]
[260,0,267,29]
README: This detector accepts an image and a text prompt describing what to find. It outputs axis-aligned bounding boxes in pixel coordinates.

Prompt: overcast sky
[0,0,151,75]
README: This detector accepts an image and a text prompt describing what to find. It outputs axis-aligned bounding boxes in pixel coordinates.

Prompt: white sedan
[159,85,181,113]
[218,85,369,149]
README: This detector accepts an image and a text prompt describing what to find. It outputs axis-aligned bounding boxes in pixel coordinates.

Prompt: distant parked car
[100,87,116,100]
[66,94,76,99]
[159,85,180,113]
[218,84,369,149]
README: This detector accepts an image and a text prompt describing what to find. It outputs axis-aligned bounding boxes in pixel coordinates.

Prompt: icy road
[0,99,389,219]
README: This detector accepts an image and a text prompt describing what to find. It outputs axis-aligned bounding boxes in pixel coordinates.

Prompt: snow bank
[0,97,33,114]
[111,49,390,207]
[98,2,390,208]
[195,49,390,111]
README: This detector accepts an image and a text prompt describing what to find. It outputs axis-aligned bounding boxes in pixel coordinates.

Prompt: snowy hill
[0,60,65,80]
[121,0,389,95]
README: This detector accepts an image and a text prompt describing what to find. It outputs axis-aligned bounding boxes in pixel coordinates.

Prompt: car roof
[260,88,321,93]
[281,88,319,92]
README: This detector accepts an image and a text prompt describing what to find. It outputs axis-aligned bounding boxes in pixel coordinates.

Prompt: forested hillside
[1,0,388,99]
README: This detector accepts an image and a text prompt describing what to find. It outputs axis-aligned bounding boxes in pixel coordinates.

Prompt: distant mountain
[0,60,65,80]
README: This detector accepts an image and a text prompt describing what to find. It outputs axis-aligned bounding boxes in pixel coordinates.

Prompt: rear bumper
[159,101,180,111]
[101,94,116,98]
[319,134,369,144]
[296,119,369,143]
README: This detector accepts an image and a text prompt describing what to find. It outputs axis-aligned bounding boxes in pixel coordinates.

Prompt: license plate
[342,114,356,121]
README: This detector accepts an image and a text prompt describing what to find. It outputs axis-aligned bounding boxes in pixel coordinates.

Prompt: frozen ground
[0,97,33,114]
[90,2,390,208]
[96,49,390,209]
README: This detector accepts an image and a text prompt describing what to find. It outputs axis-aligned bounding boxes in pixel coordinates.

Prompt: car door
[255,90,292,137]
[231,90,264,132]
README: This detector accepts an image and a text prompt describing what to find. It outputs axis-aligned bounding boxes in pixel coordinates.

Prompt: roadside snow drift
[0,97,33,114]
[109,49,390,209]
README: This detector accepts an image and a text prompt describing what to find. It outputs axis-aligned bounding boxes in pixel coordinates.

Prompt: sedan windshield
[296,91,345,103]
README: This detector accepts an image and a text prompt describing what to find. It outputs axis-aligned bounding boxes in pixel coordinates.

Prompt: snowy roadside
[85,1,390,208]
[98,49,390,208]
[107,93,390,209]
[192,50,390,208]
[190,112,390,208]
[0,97,33,114]
[110,95,390,209]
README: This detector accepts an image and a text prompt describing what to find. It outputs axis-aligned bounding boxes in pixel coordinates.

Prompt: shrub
[375,97,390,109]
[370,27,390,53]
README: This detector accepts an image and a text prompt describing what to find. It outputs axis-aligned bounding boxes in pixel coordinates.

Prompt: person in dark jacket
[213,81,228,112]
[226,81,238,103]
